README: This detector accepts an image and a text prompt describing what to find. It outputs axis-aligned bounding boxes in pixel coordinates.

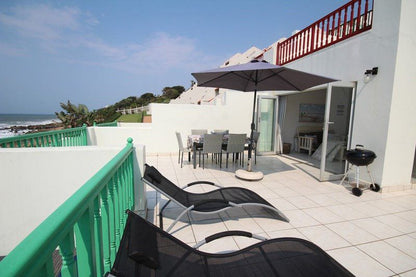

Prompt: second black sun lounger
[106,210,354,277]
[143,164,288,232]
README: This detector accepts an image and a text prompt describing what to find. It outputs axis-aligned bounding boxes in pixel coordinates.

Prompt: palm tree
[55,101,95,128]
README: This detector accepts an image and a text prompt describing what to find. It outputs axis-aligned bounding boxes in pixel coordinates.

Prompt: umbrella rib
[199,71,256,91]
[196,72,231,87]
[198,71,250,87]
[231,71,255,91]
[258,69,303,91]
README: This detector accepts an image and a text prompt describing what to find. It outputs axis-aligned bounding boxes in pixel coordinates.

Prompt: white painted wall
[381,0,416,189]
[0,147,117,255]
[89,91,254,154]
[266,0,415,189]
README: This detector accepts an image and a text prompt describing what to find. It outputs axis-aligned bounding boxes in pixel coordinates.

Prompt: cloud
[0,42,25,56]
[0,4,82,41]
[0,4,220,75]
[116,32,216,73]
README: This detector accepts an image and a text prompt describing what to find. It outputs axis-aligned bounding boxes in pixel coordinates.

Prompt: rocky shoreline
[2,122,64,135]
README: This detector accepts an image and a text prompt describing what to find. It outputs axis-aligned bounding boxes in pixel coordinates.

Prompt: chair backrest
[175,132,185,151]
[143,164,189,207]
[202,134,223,154]
[296,125,323,137]
[191,129,208,135]
[226,134,247,153]
[212,129,229,135]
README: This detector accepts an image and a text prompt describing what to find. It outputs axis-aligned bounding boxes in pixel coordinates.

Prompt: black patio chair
[142,164,289,232]
[106,210,354,277]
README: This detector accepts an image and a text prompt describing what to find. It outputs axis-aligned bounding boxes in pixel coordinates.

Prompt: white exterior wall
[382,0,416,189]
[89,91,254,154]
[0,147,121,255]
[268,0,415,189]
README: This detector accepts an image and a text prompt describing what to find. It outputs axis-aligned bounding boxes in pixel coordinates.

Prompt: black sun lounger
[143,164,288,232]
[106,210,354,277]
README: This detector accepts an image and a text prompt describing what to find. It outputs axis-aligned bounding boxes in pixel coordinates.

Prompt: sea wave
[0,114,61,139]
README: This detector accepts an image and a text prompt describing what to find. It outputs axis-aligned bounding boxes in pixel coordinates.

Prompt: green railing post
[74,205,96,276]
[100,186,112,273]
[107,177,117,264]
[59,230,76,277]
[113,171,121,250]
[118,165,126,235]
[93,197,104,277]
[82,124,88,146]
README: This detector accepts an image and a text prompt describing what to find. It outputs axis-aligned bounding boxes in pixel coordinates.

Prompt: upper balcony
[276,0,374,65]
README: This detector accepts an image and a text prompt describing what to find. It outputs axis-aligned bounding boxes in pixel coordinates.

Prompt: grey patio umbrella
[192,59,336,180]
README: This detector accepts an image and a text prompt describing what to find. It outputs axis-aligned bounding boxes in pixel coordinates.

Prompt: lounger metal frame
[142,174,289,233]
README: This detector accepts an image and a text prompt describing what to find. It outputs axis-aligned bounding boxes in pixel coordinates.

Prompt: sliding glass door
[319,83,355,181]
[257,96,278,155]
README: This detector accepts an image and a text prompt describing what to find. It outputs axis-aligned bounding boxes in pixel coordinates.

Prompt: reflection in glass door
[319,84,355,181]
[257,96,277,154]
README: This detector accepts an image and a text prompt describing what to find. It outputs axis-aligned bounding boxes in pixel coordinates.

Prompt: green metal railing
[0,138,136,277]
[0,125,88,148]
[94,121,118,127]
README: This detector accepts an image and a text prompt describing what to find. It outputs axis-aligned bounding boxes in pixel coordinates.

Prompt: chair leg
[220,153,222,168]
[239,152,244,167]
[178,150,180,164]
[180,152,183,168]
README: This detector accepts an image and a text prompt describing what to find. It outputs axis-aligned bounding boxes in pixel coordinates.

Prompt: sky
[0,0,347,114]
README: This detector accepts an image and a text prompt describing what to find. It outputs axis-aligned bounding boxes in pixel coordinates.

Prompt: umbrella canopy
[191,59,336,177]
[192,60,336,92]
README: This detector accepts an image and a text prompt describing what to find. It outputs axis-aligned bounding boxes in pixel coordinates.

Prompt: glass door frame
[256,95,279,155]
[319,81,357,181]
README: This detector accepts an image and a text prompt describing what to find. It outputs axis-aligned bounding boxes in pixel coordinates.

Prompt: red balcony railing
[276,0,373,65]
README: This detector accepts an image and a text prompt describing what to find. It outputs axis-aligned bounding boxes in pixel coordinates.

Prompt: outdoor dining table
[187,134,249,169]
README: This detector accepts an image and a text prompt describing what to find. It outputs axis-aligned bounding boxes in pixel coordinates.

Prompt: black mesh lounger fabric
[107,211,354,277]
[143,164,281,213]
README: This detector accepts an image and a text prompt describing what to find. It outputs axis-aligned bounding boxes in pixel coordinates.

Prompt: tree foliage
[55,101,95,128]
[56,85,186,127]
[162,86,184,99]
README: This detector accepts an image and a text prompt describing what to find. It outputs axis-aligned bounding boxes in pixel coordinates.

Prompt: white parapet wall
[0,144,146,256]
[89,90,254,154]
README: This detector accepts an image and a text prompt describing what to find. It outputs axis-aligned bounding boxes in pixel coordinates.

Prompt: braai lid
[346,144,376,166]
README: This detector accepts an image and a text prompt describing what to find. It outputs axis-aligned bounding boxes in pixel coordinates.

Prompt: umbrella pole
[236,87,263,181]
[247,88,257,172]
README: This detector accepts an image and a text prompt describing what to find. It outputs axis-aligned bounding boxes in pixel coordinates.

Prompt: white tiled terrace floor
[145,154,416,277]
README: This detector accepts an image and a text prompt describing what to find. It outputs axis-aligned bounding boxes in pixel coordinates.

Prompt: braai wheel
[370,183,380,192]
[352,187,362,196]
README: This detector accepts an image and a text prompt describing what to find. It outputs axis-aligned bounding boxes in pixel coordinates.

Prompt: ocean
[0,114,61,139]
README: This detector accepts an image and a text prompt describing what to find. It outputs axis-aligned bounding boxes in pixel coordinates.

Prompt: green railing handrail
[0,125,88,148]
[94,121,118,127]
[0,138,136,277]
